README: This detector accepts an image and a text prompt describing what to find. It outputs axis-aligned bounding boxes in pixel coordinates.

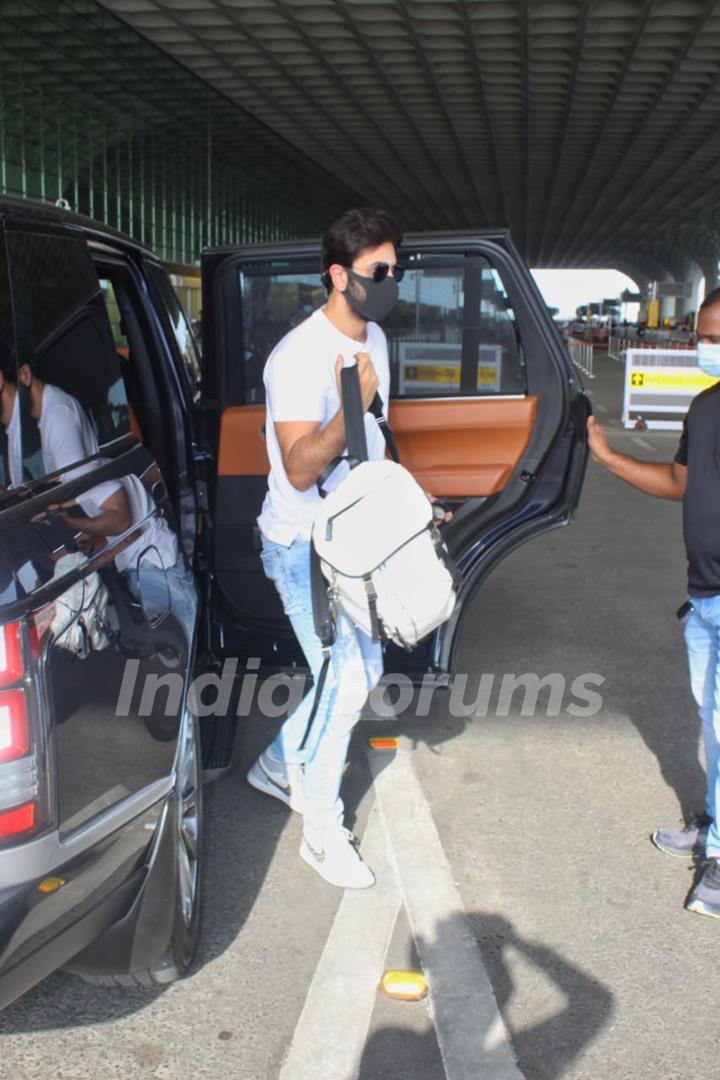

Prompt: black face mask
[344,268,399,323]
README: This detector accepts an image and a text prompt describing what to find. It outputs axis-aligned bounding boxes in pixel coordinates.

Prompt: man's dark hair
[700,286,720,311]
[321,207,403,292]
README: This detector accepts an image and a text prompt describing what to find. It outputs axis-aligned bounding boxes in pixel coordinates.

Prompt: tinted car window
[237,253,526,404]
[6,231,130,482]
[146,262,202,402]
[384,256,526,397]
[0,232,16,491]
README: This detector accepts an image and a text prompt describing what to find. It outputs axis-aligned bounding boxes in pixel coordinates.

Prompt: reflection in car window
[5,230,131,484]
[237,254,526,404]
[146,263,202,401]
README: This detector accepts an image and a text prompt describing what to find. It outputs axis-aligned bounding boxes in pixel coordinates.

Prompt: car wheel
[81,710,203,988]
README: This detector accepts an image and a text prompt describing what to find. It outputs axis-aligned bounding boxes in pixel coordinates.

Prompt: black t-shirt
[675,381,720,595]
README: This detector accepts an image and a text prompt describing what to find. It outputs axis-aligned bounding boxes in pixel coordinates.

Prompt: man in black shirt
[588,286,720,920]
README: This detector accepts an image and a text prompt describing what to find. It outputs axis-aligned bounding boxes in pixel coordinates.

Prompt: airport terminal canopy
[3,0,720,291]
[99,0,720,290]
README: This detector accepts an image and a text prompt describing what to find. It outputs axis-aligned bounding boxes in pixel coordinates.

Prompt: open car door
[200,231,589,675]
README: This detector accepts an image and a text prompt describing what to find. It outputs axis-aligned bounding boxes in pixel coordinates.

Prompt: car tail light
[0,622,23,688]
[0,801,35,839]
[0,690,29,765]
[0,624,40,843]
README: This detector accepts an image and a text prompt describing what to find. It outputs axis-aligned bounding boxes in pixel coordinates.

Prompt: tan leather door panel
[388,397,537,497]
[217,397,537,498]
[218,404,269,476]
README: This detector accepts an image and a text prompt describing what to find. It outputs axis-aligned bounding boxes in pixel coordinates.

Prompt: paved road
[1,354,715,1079]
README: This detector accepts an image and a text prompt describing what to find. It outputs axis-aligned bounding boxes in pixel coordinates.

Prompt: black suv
[0,196,589,1009]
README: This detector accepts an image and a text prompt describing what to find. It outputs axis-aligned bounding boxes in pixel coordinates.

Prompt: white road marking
[596,403,608,413]
[278,803,401,1080]
[631,436,656,452]
[369,746,523,1080]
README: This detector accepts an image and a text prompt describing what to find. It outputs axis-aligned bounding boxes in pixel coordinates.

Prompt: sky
[531,268,640,319]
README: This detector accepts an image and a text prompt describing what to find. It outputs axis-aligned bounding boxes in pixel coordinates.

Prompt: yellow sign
[630,369,719,392]
[405,364,460,384]
[403,364,497,388]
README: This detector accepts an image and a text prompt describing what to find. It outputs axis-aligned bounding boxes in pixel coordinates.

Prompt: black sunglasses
[351,262,405,284]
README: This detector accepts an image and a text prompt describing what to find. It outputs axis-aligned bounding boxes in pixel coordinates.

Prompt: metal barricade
[567,337,594,379]
[607,336,624,362]
[622,346,718,430]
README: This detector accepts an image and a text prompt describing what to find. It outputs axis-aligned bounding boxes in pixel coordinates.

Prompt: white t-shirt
[257,307,391,545]
[40,384,98,480]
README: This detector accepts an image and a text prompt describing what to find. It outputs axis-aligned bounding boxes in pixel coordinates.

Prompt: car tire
[79,711,203,988]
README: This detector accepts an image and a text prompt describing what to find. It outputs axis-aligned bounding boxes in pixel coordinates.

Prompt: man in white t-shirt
[247,207,406,890]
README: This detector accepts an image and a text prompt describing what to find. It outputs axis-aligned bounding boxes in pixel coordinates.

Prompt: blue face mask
[697,342,720,378]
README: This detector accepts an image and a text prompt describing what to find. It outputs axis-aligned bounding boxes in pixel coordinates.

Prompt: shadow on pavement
[469,912,614,1079]
[358,911,614,1080]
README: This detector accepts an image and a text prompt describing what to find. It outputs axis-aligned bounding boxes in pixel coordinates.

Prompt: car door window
[145,261,203,403]
[235,253,526,405]
[5,230,131,484]
[384,256,526,397]
[0,232,16,492]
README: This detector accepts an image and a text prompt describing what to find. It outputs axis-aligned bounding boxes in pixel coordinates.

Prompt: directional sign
[623,349,720,430]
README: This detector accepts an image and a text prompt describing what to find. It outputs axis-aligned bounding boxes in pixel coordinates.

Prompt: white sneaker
[300,826,376,889]
[247,751,304,813]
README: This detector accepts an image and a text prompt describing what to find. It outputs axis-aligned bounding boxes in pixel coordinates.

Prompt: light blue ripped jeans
[260,535,383,832]
[685,594,720,858]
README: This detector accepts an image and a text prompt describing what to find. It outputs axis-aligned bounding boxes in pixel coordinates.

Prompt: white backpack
[311,364,457,650]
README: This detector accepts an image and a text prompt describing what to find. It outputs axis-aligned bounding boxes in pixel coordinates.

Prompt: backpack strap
[340,363,369,465]
[363,575,382,642]
[300,544,336,751]
[310,543,335,648]
[369,393,400,464]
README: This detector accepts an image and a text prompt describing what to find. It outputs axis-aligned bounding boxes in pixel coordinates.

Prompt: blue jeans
[260,536,383,832]
[126,561,198,633]
[685,594,720,857]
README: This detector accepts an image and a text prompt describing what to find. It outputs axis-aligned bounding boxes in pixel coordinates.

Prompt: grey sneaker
[652,812,712,858]
[687,857,720,919]
[247,751,304,813]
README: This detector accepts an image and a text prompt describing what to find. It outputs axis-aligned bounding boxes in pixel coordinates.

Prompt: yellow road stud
[378,970,428,1001]
[368,737,399,750]
[37,877,65,894]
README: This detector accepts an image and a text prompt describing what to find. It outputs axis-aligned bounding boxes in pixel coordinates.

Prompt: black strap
[310,544,335,648]
[369,393,400,464]
[299,654,331,751]
[364,575,382,642]
[340,364,369,465]
[315,453,360,498]
[301,546,336,751]
[316,374,399,496]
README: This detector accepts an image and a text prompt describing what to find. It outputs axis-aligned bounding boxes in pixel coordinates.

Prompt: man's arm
[587,416,687,500]
[48,486,133,538]
[275,354,379,492]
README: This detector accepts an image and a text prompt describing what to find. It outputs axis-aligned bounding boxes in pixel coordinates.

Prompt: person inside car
[588,286,720,920]
[246,207,405,890]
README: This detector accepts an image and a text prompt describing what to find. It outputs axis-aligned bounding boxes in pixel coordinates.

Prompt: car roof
[0,194,158,260]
